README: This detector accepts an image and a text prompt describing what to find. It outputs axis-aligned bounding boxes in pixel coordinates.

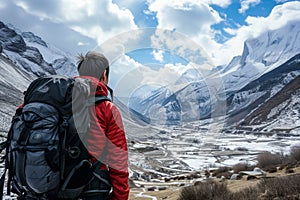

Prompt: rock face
[227,54,300,130]
[0,21,27,53]
[0,20,77,77]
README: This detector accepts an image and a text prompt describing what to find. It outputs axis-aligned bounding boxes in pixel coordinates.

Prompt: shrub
[257,174,300,198]
[279,155,297,169]
[229,186,259,200]
[178,181,229,200]
[266,166,277,173]
[211,167,231,177]
[215,171,232,179]
[290,146,300,162]
[232,163,255,173]
[178,175,300,200]
[256,151,283,169]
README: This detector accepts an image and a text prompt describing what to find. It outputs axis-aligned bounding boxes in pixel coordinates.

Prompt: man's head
[77,51,109,84]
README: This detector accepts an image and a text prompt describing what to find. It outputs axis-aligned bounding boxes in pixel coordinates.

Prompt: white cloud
[149,0,222,37]
[148,0,300,67]
[3,0,299,72]
[152,50,164,62]
[223,27,237,36]
[202,0,232,8]
[275,0,289,3]
[114,0,147,10]
[239,0,261,14]
[11,0,138,46]
[111,54,202,97]
[0,0,97,55]
[111,55,181,98]
[246,1,300,31]
[110,55,143,97]
[148,0,225,66]
[150,29,214,68]
[0,1,6,9]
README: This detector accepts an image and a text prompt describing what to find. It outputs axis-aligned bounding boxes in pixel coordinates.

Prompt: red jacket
[82,76,129,200]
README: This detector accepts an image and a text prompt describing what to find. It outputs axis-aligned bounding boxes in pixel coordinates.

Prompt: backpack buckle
[62,118,69,127]
[68,146,81,159]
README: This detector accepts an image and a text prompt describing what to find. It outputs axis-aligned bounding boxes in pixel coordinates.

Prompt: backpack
[0,75,112,199]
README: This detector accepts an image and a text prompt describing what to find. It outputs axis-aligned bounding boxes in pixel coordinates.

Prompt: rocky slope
[0,21,77,77]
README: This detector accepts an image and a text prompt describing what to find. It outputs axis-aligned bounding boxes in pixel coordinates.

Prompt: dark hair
[77,51,109,80]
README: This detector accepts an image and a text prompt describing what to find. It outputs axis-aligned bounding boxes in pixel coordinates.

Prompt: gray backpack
[0,75,111,199]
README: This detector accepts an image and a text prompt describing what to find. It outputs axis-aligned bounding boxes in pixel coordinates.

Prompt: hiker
[0,51,129,200]
[77,51,129,200]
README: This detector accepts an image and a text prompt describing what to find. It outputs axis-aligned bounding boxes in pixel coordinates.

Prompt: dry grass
[129,187,180,200]
[177,174,300,200]
[178,181,229,200]
[129,167,300,200]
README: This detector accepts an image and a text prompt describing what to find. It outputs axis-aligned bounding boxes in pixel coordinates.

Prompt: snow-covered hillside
[227,53,300,128]
[222,21,300,91]
[0,54,35,133]
[0,21,77,77]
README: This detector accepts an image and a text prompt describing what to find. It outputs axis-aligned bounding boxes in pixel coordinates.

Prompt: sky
[0,0,300,98]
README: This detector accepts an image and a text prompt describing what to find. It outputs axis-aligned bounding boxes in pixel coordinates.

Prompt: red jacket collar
[76,76,108,97]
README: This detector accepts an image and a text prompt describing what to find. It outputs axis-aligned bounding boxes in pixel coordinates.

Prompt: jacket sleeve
[95,101,129,200]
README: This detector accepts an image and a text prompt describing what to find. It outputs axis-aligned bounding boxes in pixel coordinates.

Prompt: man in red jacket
[77,51,129,200]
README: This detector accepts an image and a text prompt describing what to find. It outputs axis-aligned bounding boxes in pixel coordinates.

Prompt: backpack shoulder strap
[95,95,111,104]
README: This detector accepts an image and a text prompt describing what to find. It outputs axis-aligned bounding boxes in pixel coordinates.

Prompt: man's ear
[101,69,108,84]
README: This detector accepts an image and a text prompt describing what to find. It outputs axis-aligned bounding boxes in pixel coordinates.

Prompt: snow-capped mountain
[244,76,300,132]
[0,18,299,131]
[129,86,178,125]
[129,20,300,127]
[128,79,226,125]
[0,21,77,77]
[229,54,300,130]
[221,21,300,91]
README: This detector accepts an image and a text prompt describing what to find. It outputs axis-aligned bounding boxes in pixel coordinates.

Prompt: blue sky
[0,0,299,97]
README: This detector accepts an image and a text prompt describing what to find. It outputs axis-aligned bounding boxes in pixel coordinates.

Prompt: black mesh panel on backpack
[11,102,60,193]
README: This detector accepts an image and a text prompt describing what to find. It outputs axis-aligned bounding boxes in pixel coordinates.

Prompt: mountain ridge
[128,20,300,128]
[0,19,300,131]
[0,21,77,77]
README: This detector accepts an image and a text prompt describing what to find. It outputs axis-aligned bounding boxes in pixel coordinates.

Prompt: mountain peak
[221,20,300,91]
[0,20,77,77]
[22,32,48,48]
